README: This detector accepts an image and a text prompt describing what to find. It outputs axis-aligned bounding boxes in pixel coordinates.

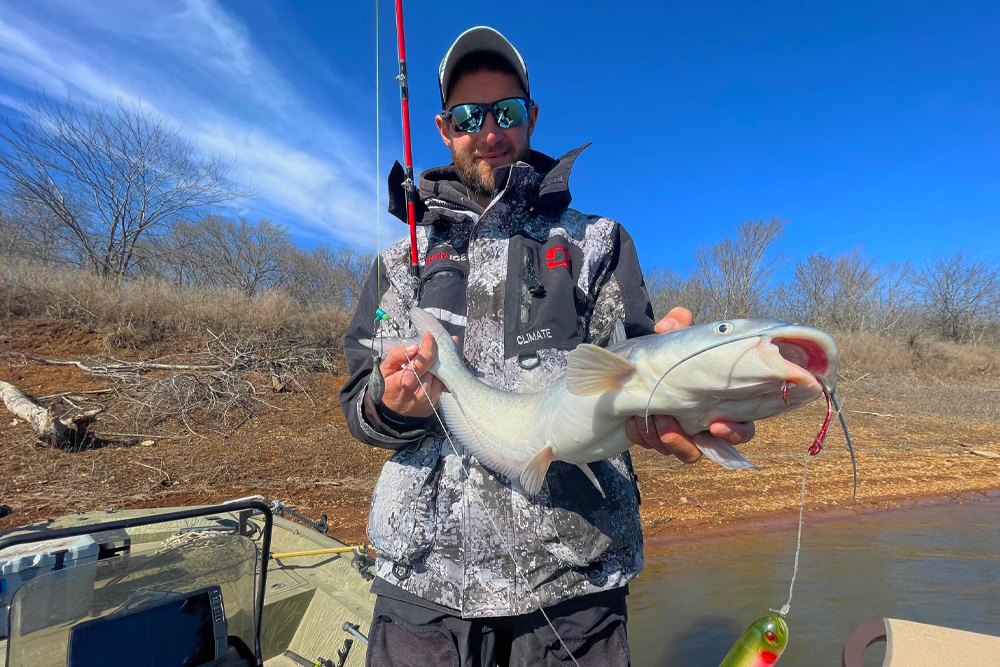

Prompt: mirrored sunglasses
[442,97,535,134]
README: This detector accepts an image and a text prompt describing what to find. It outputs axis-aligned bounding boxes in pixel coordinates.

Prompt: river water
[628,495,999,666]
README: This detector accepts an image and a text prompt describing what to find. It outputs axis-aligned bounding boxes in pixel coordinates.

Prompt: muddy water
[628,495,1000,666]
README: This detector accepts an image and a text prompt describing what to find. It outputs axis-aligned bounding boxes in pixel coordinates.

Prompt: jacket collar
[386,143,591,225]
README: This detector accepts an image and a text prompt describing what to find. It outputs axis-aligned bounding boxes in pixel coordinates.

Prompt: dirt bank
[2,319,999,546]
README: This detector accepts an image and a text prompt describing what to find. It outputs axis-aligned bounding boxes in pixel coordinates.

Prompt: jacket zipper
[521,247,545,324]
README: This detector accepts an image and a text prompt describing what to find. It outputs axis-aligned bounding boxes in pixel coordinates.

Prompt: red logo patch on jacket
[546,246,570,270]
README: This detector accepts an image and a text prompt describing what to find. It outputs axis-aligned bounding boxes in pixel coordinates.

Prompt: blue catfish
[381,307,838,498]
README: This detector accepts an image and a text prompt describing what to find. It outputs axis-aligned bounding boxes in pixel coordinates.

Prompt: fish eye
[714,322,734,334]
[765,631,777,644]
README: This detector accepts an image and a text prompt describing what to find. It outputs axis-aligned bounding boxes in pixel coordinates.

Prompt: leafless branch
[0,95,252,280]
[694,216,788,319]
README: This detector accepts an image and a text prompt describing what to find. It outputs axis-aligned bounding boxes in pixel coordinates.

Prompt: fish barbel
[380,307,839,497]
[718,615,789,666]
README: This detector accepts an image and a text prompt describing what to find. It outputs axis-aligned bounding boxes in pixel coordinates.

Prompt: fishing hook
[809,372,858,499]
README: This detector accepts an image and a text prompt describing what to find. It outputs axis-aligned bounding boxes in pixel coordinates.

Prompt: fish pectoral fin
[693,432,761,471]
[576,463,606,499]
[565,344,638,397]
[519,445,555,497]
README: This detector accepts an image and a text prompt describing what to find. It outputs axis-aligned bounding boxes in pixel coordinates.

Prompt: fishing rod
[392,0,420,298]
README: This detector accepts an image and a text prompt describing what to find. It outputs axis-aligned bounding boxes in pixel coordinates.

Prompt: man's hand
[377,333,447,418]
[625,306,756,463]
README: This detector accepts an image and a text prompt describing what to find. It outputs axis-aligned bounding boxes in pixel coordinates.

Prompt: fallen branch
[847,410,895,418]
[38,389,115,400]
[0,380,101,449]
[970,450,1000,459]
[27,355,228,373]
[131,461,171,482]
[14,333,337,438]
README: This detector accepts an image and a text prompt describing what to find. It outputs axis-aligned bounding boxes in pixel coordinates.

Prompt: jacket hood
[387,144,590,225]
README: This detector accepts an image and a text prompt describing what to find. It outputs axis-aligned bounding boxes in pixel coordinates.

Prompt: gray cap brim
[438,26,529,108]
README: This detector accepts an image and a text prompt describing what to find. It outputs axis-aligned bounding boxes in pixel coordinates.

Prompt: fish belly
[438,376,546,480]
[539,389,632,465]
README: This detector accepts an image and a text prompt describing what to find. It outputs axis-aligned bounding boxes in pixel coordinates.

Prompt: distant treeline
[1,94,998,346]
[647,217,999,346]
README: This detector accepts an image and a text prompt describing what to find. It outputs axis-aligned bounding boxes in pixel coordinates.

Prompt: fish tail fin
[519,445,555,497]
[409,307,463,383]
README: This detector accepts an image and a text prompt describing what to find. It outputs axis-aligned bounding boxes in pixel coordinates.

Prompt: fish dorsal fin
[565,344,637,397]
[519,445,555,497]
[609,318,627,346]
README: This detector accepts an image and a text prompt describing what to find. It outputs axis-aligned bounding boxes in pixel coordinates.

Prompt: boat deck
[0,506,375,667]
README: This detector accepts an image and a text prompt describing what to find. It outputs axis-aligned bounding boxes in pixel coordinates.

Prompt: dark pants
[366,589,630,667]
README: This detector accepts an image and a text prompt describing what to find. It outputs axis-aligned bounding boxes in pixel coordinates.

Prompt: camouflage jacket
[339,145,656,618]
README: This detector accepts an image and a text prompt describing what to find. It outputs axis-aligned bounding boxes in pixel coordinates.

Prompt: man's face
[436,70,539,200]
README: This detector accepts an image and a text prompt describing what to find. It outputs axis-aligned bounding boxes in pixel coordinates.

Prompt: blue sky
[1,0,996,275]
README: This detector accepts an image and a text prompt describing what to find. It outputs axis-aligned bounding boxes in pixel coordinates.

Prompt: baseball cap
[438,26,530,108]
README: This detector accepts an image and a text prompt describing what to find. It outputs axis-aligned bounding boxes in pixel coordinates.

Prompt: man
[340,26,753,666]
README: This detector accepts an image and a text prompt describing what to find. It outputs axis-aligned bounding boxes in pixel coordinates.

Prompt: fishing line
[375,0,380,303]
[772,376,842,618]
[639,328,858,620]
[771,448,810,618]
[368,0,388,403]
[400,347,584,667]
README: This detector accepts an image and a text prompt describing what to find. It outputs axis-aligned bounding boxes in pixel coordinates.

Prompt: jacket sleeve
[588,223,657,345]
[339,258,439,450]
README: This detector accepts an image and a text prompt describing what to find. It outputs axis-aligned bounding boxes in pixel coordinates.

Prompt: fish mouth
[757,333,835,393]
[758,649,781,664]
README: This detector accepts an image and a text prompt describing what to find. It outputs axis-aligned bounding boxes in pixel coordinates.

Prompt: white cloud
[0,1,381,249]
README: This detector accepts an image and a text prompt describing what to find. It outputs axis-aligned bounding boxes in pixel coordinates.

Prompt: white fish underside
[375,308,839,498]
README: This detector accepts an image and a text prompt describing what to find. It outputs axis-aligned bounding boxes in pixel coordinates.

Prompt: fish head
[750,614,789,663]
[637,319,838,420]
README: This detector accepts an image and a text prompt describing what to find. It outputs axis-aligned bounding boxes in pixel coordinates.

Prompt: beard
[451,139,531,201]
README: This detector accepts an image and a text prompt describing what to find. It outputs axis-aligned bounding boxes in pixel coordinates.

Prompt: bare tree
[869,262,914,335]
[0,196,69,263]
[0,202,21,258]
[0,96,251,280]
[132,219,204,287]
[175,215,293,298]
[915,251,1000,344]
[785,249,883,331]
[285,245,374,309]
[832,249,880,331]
[331,247,375,307]
[644,267,712,322]
[695,216,788,319]
[784,253,836,327]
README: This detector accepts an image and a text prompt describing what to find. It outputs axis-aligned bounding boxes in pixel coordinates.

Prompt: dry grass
[834,330,1000,381]
[0,261,352,359]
